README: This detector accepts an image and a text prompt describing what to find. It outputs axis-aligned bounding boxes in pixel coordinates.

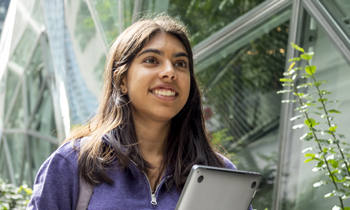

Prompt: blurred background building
[0,0,349,209]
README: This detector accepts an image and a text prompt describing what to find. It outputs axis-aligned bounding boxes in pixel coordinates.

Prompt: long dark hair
[65,14,224,190]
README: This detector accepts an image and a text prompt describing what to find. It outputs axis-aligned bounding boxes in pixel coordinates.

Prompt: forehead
[141,32,187,53]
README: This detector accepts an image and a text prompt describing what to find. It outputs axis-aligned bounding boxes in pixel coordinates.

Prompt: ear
[120,75,128,94]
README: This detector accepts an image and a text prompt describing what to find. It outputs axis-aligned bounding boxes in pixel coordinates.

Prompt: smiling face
[121,32,191,123]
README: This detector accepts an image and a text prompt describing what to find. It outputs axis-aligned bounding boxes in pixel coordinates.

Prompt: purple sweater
[27,140,253,210]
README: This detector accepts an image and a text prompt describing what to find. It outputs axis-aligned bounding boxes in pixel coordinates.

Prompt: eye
[174,60,187,68]
[144,57,158,64]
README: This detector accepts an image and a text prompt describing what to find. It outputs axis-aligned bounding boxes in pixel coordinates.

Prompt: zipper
[130,160,169,207]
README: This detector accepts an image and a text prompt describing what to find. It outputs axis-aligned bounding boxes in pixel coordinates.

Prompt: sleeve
[26,152,80,210]
[216,153,237,170]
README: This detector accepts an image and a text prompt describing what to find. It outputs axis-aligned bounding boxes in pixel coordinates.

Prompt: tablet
[175,165,262,210]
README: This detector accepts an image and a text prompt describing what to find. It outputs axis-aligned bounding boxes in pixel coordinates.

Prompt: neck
[133,116,170,163]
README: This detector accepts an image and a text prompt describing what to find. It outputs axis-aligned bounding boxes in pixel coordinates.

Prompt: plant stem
[291,77,344,209]
[307,61,350,177]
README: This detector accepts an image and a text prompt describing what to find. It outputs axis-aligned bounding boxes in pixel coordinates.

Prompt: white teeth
[153,89,176,96]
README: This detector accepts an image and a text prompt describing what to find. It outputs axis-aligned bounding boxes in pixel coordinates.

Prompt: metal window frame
[193,0,292,62]
[303,0,350,65]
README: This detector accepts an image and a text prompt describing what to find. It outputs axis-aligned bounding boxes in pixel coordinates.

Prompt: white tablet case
[175,165,262,210]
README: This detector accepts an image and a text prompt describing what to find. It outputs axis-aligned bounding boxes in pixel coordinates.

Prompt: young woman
[27,15,243,210]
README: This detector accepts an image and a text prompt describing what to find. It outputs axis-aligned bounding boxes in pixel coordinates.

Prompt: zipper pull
[151,193,157,206]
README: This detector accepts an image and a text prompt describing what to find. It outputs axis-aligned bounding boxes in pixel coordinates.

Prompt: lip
[149,84,179,94]
[150,83,178,102]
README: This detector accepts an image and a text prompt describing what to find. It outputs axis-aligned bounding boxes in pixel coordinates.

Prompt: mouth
[151,89,177,97]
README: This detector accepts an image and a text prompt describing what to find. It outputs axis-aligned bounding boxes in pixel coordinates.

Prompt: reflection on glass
[28,136,57,182]
[0,142,10,181]
[26,46,45,115]
[75,0,96,52]
[89,0,134,44]
[281,12,350,210]
[5,84,25,129]
[141,0,267,45]
[4,134,25,186]
[93,54,106,90]
[10,24,38,67]
[197,17,290,210]
[319,0,350,42]
[30,87,57,138]
[31,0,44,26]
[4,70,19,113]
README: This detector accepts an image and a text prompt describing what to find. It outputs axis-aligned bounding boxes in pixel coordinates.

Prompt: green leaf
[328,109,341,114]
[338,134,346,139]
[280,78,293,82]
[316,160,325,167]
[325,192,334,198]
[302,74,312,79]
[304,158,314,163]
[301,52,314,61]
[329,126,337,132]
[332,205,341,210]
[293,92,304,97]
[334,189,346,197]
[277,90,293,94]
[320,90,332,95]
[291,42,305,53]
[318,98,328,103]
[293,124,305,129]
[295,105,307,111]
[297,83,312,89]
[282,83,294,87]
[317,139,331,146]
[304,118,316,128]
[302,147,313,153]
[313,180,328,187]
[305,65,316,75]
[282,100,297,103]
[328,159,339,168]
[290,115,304,121]
[300,132,313,141]
[304,153,315,158]
[288,57,301,62]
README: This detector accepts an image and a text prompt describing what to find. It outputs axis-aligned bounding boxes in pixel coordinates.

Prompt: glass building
[0,0,349,209]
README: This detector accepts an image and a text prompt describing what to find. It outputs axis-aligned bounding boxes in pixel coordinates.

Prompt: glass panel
[319,0,350,42]
[31,0,44,26]
[141,0,268,45]
[5,84,25,129]
[89,0,134,44]
[280,12,350,210]
[4,133,25,186]
[0,140,10,182]
[93,54,106,90]
[18,0,33,12]
[29,86,57,138]
[197,11,290,210]
[74,0,97,52]
[10,24,38,67]
[28,136,57,183]
[4,70,19,113]
[25,45,45,116]
[11,4,26,46]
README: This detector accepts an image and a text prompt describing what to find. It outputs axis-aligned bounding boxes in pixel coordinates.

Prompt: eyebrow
[136,48,189,59]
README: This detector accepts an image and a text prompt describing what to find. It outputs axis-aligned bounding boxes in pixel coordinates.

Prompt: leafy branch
[278,43,350,210]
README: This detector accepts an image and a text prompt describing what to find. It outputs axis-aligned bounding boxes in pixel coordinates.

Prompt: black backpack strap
[76,137,95,210]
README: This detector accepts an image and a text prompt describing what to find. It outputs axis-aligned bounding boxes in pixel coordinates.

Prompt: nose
[159,61,177,80]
